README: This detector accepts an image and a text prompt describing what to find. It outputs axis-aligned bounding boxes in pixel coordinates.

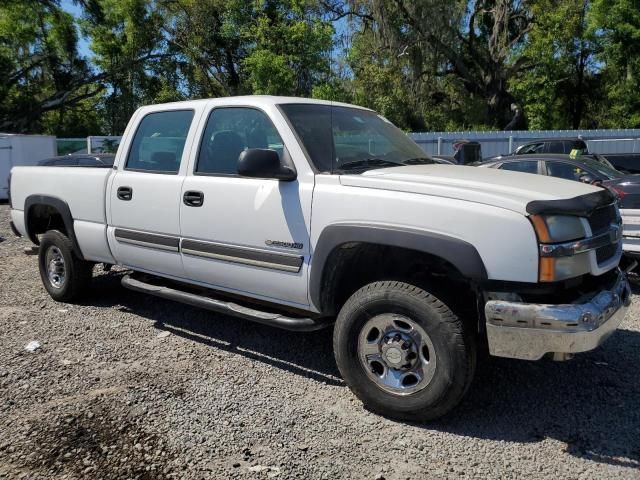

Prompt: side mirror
[237,149,296,181]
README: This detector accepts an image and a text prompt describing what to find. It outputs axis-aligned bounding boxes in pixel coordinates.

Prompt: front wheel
[38,230,93,302]
[333,281,476,421]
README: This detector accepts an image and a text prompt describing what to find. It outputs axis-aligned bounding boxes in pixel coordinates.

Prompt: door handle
[183,190,204,207]
[117,186,133,201]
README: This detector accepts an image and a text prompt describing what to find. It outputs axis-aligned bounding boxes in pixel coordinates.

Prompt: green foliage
[243,1,334,95]
[0,0,98,134]
[509,0,600,129]
[81,0,170,134]
[589,0,640,127]
[2,0,640,136]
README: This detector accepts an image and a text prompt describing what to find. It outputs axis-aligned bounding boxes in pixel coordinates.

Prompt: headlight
[530,214,586,243]
[530,214,590,282]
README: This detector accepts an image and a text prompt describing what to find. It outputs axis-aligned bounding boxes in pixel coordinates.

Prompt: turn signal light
[539,257,556,282]
[530,215,551,243]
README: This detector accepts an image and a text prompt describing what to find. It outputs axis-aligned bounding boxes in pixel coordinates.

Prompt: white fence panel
[409,129,640,159]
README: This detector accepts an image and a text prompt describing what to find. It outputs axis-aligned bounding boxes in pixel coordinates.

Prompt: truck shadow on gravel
[86,271,640,469]
[85,271,343,386]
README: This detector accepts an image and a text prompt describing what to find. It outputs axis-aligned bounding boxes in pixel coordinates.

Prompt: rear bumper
[485,269,630,360]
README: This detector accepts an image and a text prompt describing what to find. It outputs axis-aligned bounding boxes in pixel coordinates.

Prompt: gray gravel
[0,202,639,479]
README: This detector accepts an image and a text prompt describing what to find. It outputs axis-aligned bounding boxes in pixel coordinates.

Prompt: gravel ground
[0,202,639,480]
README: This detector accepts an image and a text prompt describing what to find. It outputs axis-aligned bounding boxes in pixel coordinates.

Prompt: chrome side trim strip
[181,239,303,273]
[539,224,622,257]
[113,228,303,272]
[114,228,180,252]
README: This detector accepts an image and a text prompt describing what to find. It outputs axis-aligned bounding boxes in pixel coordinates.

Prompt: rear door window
[518,143,544,154]
[545,161,585,181]
[126,110,194,174]
[499,161,539,174]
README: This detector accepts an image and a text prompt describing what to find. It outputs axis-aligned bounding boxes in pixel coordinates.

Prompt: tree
[243,0,334,96]
[347,0,533,128]
[509,0,600,129]
[158,0,250,98]
[589,0,640,127]
[156,0,335,97]
[81,0,172,134]
[0,0,102,133]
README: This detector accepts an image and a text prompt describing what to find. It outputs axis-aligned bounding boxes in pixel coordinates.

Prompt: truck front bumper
[485,269,631,360]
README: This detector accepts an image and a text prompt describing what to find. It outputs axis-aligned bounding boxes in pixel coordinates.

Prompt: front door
[107,109,197,278]
[179,106,312,307]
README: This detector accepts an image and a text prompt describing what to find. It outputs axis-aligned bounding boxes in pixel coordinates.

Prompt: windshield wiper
[337,158,405,171]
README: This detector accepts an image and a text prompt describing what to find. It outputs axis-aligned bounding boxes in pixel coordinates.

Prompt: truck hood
[339,165,604,215]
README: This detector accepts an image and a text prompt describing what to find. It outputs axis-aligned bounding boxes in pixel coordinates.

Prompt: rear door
[107,108,199,278]
[179,105,312,307]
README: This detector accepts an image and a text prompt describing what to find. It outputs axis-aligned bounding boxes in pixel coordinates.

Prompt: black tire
[333,281,476,421]
[38,230,93,302]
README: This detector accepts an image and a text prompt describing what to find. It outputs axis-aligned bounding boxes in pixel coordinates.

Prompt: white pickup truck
[8,96,631,421]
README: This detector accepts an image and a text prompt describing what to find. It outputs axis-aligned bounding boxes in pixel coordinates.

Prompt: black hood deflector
[526,189,615,216]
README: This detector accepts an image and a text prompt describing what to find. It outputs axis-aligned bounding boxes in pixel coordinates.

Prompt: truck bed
[9,166,114,263]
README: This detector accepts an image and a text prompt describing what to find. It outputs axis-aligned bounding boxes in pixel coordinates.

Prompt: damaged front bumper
[485,269,631,360]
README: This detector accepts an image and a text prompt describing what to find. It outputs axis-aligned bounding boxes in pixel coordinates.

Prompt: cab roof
[136,95,372,112]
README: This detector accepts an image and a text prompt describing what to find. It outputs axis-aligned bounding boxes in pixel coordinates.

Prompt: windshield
[580,157,623,179]
[279,104,434,173]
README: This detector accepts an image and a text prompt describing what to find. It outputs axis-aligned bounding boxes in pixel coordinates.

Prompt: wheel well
[319,243,479,326]
[26,204,68,245]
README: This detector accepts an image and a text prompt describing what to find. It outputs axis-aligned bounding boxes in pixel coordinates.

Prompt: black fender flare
[309,224,487,312]
[24,194,84,259]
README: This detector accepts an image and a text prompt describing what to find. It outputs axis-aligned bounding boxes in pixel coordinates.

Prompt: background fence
[56,129,640,159]
[56,136,122,155]
[409,129,640,158]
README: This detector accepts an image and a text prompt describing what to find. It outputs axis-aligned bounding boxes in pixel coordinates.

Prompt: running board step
[121,274,332,332]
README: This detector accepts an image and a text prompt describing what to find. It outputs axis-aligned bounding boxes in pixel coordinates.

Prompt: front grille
[588,204,616,235]
[587,203,618,265]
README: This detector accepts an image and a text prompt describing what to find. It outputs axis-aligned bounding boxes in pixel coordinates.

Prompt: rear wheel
[38,230,93,302]
[333,281,476,421]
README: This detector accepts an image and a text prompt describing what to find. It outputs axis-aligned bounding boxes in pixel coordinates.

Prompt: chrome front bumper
[485,269,631,360]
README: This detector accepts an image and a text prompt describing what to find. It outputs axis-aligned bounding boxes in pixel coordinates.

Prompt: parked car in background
[514,137,588,155]
[37,154,115,167]
[477,153,640,267]
[513,136,640,174]
[430,155,456,165]
[427,141,482,165]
